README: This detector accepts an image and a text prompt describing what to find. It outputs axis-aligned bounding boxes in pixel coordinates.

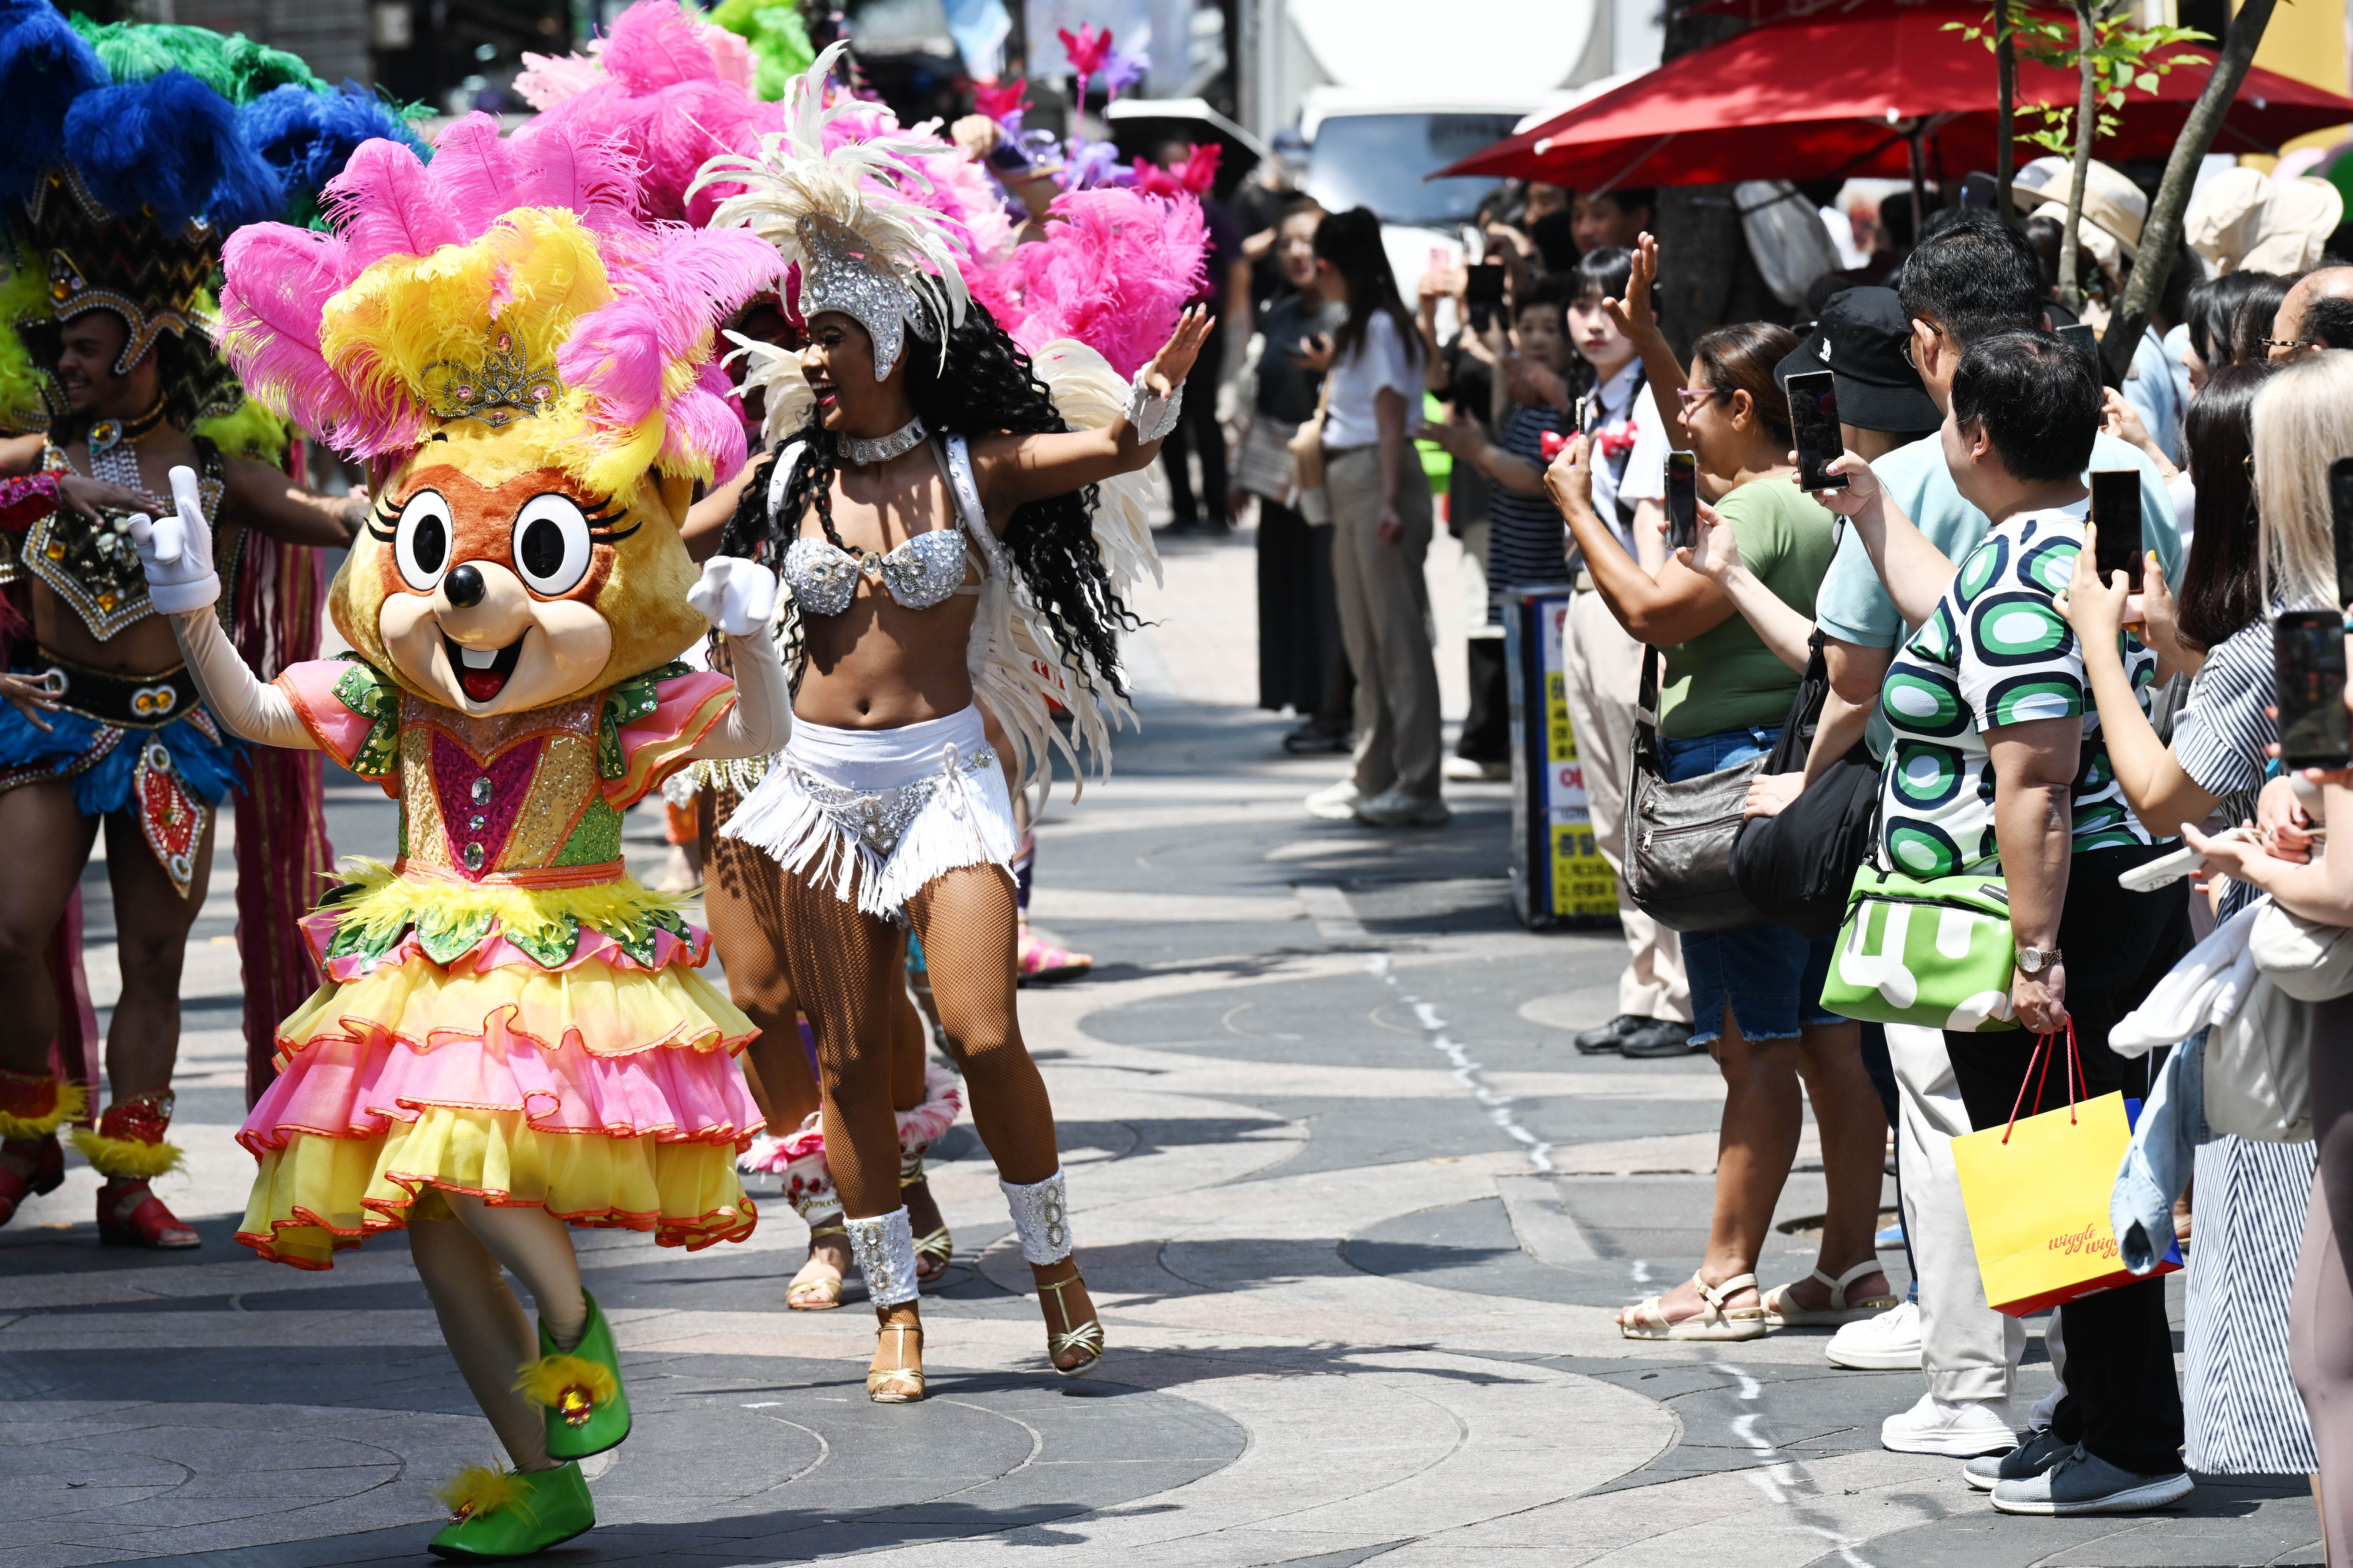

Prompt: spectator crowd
[1209,152,2353,1537]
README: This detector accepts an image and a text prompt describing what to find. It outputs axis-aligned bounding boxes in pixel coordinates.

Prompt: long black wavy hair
[717,298,1140,699]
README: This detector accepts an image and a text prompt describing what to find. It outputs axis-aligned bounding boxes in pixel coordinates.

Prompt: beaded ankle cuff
[844,1207,919,1306]
[999,1167,1074,1265]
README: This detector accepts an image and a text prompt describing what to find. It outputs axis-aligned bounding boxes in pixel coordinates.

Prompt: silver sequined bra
[780,528,971,617]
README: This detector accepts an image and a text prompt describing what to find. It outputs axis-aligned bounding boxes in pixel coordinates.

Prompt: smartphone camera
[2090,470,2144,594]
[1465,262,1506,333]
[1667,451,1699,552]
[2277,608,2353,771]
[1785,369,1845,491]
[2329,455,2353,609]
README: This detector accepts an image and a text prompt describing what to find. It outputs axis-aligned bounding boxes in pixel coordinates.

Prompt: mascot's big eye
[512,493,594,596]
[394,491,452,592]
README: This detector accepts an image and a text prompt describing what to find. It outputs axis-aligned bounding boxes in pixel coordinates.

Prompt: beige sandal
[786,1220,846,1310]
[1618,1271,1767,1341]
[1761,1259,1898,1328]
[1039,1269,1105,1377]
[866,1321,924,1403]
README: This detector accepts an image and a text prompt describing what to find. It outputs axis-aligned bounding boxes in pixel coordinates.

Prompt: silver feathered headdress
[692,42,968,380]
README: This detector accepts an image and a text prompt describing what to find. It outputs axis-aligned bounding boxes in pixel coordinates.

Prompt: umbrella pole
[1907,127,1928,241]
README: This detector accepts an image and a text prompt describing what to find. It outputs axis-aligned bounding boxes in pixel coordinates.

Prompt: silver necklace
[87,401,164,491]
[842,416,925,466]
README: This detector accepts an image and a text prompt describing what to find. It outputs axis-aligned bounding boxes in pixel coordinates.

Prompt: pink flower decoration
[974,77,1030,123]
[1057,24,1115,84]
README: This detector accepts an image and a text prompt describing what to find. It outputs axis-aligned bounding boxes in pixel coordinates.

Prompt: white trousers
[1562,586,1688,1022]
[1890,1022,2027,1406]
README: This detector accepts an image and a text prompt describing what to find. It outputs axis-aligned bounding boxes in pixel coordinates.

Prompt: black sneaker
[1964,1427,2067,1492]
[1282,720,1352,755]
[1621,1018,1700,1057]
[1574,1015,1641,1055]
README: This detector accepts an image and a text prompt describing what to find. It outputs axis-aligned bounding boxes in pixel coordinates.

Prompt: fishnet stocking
[906,863,1060,1186]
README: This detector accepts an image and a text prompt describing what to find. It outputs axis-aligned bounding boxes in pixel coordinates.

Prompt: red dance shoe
[98,1179,199,1248]
[78,1092,197,1248]
[0,1134,64,1227]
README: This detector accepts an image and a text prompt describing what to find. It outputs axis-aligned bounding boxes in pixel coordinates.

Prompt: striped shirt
[1484,402,1573,625]
[2172,615,2276,803]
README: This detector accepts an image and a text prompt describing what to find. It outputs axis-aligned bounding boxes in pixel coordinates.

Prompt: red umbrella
[1438,3,2353,189]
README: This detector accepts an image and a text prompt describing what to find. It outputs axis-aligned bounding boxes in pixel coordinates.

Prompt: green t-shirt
[1658,479,1839,739]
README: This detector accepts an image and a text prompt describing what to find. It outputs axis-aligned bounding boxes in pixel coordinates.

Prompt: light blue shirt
[2122,326,2185,467]
[1814,428,2185,757]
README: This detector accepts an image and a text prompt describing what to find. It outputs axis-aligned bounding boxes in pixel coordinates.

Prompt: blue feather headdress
[0,0,422,432]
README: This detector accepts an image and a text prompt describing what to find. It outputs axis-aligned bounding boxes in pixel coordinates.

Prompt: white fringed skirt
[718,705,1016,920]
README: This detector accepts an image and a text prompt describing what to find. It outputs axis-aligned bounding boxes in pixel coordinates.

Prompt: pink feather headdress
[216,114,783,495]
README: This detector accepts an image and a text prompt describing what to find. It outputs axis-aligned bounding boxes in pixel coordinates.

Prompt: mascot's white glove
[688,555,777,638]
[126,465,219,615]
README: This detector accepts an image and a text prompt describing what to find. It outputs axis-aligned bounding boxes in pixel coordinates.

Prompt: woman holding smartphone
[1547,322,1886,1340]
[2062,354,2338,1488]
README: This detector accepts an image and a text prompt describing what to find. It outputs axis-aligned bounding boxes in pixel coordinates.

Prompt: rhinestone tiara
[421,329,564,427]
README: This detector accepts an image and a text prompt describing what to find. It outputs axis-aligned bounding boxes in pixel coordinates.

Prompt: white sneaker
[1879,1393,2019,1457]
[1826,1300,1922,1370]
[1443,755,1511,781]
[1304,780,1362,820]
[1355,786,1451,826]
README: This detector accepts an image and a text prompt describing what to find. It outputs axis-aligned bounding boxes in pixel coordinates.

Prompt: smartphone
[1465,262,1506,332]
[2090,469,2143,592]
[1667,451,1699,552]
[1960,171,1999,212]
[2057,321,2097,356]
[1785,369,1845,491]
[2276,608,2352,771]
[2330,455,2353,607]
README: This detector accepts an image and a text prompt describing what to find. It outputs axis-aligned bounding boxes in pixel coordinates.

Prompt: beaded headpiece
[695,42,969,381]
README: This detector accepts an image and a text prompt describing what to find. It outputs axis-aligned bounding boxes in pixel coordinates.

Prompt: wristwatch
[2016,946,2063,976]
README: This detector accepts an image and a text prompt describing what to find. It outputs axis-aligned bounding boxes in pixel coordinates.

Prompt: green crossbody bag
[1818,862,2022,1033]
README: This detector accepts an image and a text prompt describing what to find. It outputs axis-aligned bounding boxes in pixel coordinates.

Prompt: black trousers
[1944,841,2192,1477]
[1257,500,1343,714]
[1158,322,1228,526]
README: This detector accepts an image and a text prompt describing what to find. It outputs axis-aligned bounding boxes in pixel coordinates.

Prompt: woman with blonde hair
[2059,352,2331,1484]
[2173,352,2353,1554]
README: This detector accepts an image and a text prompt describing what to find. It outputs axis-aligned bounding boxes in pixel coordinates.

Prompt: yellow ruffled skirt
[236,949,764,1270]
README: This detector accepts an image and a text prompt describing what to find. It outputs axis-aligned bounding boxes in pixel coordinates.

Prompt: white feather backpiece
[966,338,1164,802]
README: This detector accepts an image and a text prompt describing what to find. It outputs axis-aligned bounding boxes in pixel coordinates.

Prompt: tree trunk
[2102,0,2279,377]
[1995,0,2018,222]
[2059,0,2100,311]
[1653,6,1771,358]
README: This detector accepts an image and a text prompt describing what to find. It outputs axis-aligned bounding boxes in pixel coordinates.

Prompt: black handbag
[1731,633,1882,939]
[1625,645,1769,932]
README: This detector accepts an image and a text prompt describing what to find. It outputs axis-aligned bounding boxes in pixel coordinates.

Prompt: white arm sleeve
[168,610,315,750]
[692,625,794,760]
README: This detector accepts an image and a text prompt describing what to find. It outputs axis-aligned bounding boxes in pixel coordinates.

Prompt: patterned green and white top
[1874,505,2159,880]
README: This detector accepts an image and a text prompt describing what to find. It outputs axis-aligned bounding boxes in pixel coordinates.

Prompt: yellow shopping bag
[1950,1026,2183,1317]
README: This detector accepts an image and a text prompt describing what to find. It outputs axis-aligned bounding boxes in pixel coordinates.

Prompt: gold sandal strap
[808,1221,848,1240]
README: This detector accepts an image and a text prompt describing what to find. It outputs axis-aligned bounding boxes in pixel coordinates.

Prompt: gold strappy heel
[786,1220,847,1310]
[867,1321,925,1403]
[1039,1269,1105,1377]
[902,1155,953,1285]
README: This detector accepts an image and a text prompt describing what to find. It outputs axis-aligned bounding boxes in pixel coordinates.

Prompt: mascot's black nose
[444,564,485,608]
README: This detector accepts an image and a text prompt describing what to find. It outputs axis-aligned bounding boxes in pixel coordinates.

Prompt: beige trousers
[1562,585,1689,1022]
[1326,446,1442,802]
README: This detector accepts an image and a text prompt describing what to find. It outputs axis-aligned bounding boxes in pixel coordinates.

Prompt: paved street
[0,522,2319,1567]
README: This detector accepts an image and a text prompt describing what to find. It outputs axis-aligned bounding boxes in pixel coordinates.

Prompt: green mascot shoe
[515,1290,632,1460]
[426,1461,594,1560]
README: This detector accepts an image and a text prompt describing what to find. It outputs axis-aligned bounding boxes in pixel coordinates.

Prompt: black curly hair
[22,311,245,438]
[717,298,1141,700]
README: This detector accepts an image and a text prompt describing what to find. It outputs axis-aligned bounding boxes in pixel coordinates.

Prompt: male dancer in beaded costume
[0,6,408,1245]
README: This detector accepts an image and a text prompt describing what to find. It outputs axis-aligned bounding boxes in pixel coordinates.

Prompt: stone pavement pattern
[0,524,2319,1566]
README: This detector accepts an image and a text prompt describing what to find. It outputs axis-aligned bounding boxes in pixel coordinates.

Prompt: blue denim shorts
[1659,725,1840,1046]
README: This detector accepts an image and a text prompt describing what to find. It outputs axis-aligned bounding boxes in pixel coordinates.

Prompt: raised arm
[683,558,793,759]
[968,306,1212,521]
[128,466,314,749]
[222,455,368,550]
[1812,456,1955,627]
[682,462,757,563]
[2054,525,2216,835]
[1678,498,1814,672]
[1545,433,1735,646]
[1602,235,1697,453]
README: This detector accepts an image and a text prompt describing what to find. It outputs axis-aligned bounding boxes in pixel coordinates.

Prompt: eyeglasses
[1675,385,1728,408]
[2260,336,2312,352]
[1901,322,1943,368]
